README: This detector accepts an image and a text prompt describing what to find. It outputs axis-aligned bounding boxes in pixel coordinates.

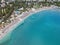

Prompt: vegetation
[0,0,60,24]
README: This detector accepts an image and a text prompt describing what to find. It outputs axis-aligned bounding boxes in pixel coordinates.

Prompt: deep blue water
[1,9,60,45]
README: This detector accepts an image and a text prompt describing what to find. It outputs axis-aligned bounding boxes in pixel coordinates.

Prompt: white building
[6,0,60,2]
[1,0,6,7]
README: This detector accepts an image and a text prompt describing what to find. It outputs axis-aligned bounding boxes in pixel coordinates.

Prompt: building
[0,0,60,3]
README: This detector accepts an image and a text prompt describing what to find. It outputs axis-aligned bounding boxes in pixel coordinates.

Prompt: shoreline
[0,7,53,43]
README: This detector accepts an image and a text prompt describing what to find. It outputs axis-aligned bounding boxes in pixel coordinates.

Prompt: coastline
[0,31,12,44]
[0,7,53,43]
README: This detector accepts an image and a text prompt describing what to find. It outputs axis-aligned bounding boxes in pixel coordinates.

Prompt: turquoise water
[0,31,12,44]
[1,9,60,45]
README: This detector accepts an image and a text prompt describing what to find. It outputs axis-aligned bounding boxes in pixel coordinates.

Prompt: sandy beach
[0,7,53,41]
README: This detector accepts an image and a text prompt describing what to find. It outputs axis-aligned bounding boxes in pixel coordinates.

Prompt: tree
[56,0,58,2]
[45,0,47,2]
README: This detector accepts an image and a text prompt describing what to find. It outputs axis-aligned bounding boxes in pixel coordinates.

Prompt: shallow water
[1,9,60,45]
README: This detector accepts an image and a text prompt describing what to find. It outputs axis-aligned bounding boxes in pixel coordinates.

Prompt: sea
[1,8,60,45]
